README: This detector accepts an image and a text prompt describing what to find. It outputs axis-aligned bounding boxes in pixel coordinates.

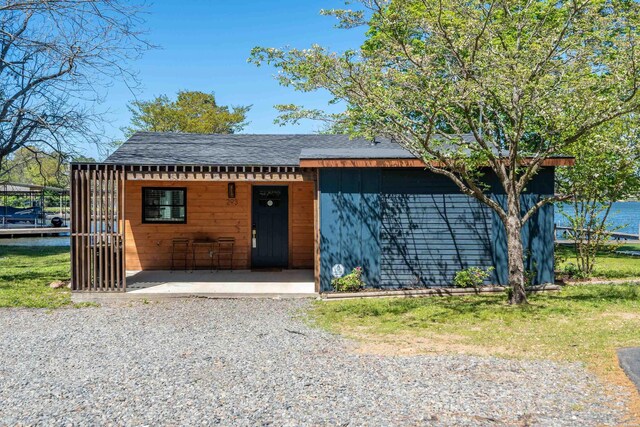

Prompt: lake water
[555,201,640,235]
[0,236,69,247]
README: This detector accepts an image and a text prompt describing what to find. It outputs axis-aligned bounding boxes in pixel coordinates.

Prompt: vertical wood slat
[99,168,104,291]
[70,170,75,290]
[75,170,80,291]
[114,169,119,290]
[84,169,89,290]
[80,169,86,290]
[108,168,114,291]
[104,169,113,291]
[77,169,83,290]
[314,169,320,293]
[121,168,127,290]
[113,170,117,290]
[103,169,107,290]
[115,169,121,291]
[113,169,118,290]
[102,169,106,290]
[100,168,105,291]
[80,170,91,291]
[95,168,99,291]
[91,168,97,291]
[70,169,78,290]
[111,171,120,291]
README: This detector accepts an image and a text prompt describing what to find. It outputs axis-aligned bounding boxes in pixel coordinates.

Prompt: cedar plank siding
[124,180,314,271]
[290,181,315,268]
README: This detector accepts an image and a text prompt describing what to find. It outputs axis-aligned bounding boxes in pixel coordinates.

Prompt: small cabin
[69,132,570,294]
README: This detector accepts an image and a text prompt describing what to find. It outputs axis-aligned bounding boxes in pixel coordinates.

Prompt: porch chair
[171,239,190,272]
[216,237,235,270]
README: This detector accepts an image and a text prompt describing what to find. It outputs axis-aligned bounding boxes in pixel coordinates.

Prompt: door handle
[252,224,257,248]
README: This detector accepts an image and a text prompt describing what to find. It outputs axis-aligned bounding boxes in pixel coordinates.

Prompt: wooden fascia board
[125,171,316,181]
[299,158,575,168]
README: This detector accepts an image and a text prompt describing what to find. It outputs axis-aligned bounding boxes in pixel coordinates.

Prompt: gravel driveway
[0,299,627,426]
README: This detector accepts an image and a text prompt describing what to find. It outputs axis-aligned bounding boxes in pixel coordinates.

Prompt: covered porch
[70,163,320,294]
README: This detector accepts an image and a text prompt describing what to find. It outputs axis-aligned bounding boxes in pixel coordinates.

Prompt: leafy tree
[557,122,640,276]
[0,0,152,173]
[124,91,250,136]
[1,147,97,188]
[251,0,640,304]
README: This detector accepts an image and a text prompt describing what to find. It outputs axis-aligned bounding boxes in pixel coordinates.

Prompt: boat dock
[555,226,640,242]
[0,227,70,238]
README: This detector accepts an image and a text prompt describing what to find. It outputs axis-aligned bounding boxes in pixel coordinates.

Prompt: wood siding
[290,181,315,268]
[124,180,314,271]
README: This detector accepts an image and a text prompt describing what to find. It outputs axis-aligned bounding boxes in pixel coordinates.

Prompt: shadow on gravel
[618,347,640,392]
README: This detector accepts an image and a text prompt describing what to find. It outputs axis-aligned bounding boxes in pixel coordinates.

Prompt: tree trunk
[504,201,528,305]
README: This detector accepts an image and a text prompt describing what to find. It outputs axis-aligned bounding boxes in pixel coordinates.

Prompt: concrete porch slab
[125,269,316,295]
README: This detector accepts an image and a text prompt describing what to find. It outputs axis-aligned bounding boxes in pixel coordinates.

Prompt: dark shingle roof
[105,132,414,166]
[105,132,572,167]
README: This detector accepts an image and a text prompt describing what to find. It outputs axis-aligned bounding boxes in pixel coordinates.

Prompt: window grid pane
[143,188,186,223]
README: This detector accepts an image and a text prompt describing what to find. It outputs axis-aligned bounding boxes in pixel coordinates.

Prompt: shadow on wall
[319,168,555,292]
[381,193,494,288]
[319,176,381,290]
[490,194,555,286]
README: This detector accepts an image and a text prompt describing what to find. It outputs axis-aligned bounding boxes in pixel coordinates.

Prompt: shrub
[561,262,588,280]
[453,266,494,288]
[332,267,364,292]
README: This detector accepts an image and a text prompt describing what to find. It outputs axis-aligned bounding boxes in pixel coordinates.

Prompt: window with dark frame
[142,187,187,223]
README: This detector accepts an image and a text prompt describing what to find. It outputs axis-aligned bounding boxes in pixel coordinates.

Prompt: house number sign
[331,264,345,278]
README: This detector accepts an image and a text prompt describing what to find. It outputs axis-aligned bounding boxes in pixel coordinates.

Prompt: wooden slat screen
[71,165,126,291]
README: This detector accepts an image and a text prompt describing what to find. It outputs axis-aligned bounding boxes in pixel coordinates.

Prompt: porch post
[314,168,321,293]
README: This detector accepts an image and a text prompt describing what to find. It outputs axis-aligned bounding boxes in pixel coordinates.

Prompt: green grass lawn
[0,246,73,308]
[556,243,640,279]
[310,284,640,377]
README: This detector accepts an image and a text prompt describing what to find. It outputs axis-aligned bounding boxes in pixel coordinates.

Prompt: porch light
[228,182,236,199]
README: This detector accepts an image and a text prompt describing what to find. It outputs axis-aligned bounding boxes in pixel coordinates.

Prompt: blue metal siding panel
[490,195,509,285]
[492,192,556,285]
[361,172,382,287]
[381,170,493,287]
[523,197,555,284]
[319,167,555,290]
[319,170,341,292]
[319,169,381,292]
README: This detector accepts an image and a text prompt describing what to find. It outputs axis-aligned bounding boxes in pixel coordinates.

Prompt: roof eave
[299,157,575,168]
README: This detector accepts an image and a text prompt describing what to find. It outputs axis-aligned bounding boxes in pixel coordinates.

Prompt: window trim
[141,187,187,224]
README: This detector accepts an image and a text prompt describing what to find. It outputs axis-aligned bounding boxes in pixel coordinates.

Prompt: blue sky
[95,0,366,160]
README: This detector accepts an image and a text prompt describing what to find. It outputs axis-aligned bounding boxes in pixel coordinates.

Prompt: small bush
[332,267,364,292]
[562,262,588,280]
[453,266,494,288]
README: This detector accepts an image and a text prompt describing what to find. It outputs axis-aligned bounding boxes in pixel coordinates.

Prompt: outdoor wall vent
[228,182,236,199]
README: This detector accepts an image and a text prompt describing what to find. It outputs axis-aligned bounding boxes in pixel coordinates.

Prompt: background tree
[0,147,68,187]
[0,0,152,173]
[251,0,640,304]
[557,122,640,277]
[124,90,250,136]
[0,147,96,188]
